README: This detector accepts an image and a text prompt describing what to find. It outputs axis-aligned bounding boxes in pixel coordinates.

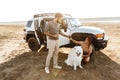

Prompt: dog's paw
[74,67,77,70]
[73,65,77,70]
[79,65,83,69]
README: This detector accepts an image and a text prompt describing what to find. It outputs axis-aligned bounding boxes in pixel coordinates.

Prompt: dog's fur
[65,46,83,70]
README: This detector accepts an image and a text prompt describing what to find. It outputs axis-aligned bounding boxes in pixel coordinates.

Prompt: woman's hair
[86,37,93,45]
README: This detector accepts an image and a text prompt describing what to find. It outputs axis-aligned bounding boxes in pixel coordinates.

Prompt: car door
[34,19,44,45]
[59,19,70,46]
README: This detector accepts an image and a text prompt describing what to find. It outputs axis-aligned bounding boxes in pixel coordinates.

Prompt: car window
[26,21,33,27]
[69,18,81,27]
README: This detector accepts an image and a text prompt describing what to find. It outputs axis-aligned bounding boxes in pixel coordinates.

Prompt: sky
[0,0,120,22]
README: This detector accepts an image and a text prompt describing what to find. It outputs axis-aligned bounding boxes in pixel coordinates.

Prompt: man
[44,13,69,74]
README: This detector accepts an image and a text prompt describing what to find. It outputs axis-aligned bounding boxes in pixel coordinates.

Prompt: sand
[0,24,120,80]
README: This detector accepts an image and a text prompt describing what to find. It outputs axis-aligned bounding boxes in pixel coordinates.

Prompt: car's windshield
[26,20,32,27]
[69,18,81,27]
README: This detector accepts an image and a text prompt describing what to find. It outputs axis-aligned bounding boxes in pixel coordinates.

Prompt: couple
[44,13,92,74]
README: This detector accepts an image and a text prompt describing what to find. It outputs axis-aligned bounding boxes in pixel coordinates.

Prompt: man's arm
[44,32,58,39]
[59,30,70,38]
[70,38,82,45]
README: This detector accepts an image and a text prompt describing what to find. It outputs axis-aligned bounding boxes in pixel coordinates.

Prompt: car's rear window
[26,21,32,27]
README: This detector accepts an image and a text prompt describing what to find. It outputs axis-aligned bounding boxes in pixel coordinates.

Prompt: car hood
[71,26,105,34]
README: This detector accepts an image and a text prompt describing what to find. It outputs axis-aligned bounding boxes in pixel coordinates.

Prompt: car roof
[27,13,74,21]
[33,13,72,18]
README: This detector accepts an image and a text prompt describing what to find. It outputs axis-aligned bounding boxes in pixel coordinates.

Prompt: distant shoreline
[0,21,26,25]
[0,17,120,25]
[80,17,120,23]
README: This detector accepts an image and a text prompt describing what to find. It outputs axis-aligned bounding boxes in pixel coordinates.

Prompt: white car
[24,13,108,53]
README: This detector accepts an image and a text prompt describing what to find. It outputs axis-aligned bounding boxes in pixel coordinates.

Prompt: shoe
[53,65,62,69]
[45,67,50,74]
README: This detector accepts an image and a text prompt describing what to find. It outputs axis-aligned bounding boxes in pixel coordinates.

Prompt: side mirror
[61,19,68,32]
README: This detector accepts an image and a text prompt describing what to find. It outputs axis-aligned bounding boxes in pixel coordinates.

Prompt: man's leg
[53,40,62,69]
[46,36,49,49]
[45,40,56,73]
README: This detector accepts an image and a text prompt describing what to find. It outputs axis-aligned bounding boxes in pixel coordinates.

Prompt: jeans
[45,39,59,67]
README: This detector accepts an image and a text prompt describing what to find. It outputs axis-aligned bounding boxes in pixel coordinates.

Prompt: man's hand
[69,36,72,39]
[68,35,71,38]
[44,32,59,39]
[53,34,59,39]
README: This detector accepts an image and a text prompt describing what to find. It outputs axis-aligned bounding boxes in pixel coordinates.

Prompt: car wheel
[28,37,40,51]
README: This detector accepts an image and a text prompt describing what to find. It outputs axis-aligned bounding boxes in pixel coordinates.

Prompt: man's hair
[55,13,63,18]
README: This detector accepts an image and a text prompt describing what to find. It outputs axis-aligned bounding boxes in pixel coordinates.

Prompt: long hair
[85,37,93,46]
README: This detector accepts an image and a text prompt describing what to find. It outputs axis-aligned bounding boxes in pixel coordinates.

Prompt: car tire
[28,37,40,51]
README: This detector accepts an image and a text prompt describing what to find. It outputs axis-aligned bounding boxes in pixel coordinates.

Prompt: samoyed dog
[65,46,83,70]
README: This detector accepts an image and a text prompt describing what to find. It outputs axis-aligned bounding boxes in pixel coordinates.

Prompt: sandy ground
[0,24,120,80]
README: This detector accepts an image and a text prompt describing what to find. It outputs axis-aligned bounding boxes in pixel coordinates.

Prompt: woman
[70,37,93,63]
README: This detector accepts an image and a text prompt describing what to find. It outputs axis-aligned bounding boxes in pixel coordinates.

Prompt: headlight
[96,34,104,39]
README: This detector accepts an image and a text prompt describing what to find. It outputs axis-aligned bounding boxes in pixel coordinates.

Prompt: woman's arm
[83,45,92,58]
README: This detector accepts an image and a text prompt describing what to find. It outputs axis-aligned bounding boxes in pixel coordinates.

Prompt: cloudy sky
[0,0,120,22]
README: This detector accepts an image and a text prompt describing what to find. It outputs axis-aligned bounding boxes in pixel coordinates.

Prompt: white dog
[65,46,83,70]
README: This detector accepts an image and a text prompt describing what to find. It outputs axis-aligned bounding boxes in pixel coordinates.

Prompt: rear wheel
[28,37,40,51]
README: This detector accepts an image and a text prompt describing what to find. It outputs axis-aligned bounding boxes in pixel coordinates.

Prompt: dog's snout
[76,52,81,56]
